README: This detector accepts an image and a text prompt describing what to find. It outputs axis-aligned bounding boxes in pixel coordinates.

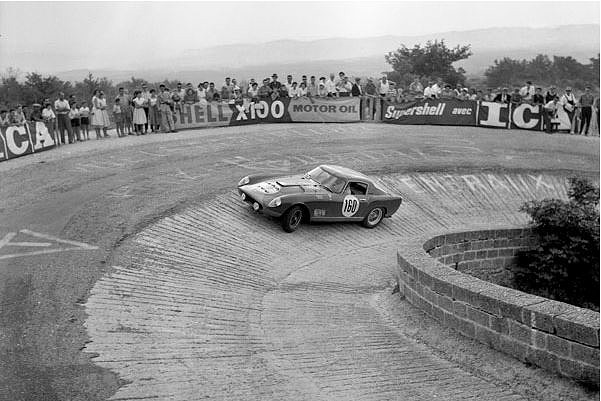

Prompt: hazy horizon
[0,1,599,73]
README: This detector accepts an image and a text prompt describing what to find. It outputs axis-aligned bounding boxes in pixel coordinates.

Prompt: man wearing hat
[560,87,577,133]
[269,74,281,91]
[158,85,176,133]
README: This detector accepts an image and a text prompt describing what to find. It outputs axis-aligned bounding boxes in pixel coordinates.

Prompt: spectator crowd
[0,72,599,145]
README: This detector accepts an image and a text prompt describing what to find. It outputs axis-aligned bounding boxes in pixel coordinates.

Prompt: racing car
[237,165,403,232]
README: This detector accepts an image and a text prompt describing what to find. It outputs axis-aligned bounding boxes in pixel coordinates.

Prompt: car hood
[243,174,331,198]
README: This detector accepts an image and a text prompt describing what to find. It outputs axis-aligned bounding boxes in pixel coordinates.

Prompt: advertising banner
[174,102,233,129]
[478,101,544,131]
[382,99,478,126]
[228,97,361,126]
[288,97,360,123]
[0,122,56,162]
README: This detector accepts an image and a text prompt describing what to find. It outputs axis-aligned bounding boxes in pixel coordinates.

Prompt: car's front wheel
[281,205,303,233]
[362,207,384,228]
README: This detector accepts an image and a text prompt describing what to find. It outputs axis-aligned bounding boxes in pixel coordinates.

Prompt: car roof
[320,165,372,182]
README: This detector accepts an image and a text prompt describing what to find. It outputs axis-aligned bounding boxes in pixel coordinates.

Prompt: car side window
[348,181,368,195]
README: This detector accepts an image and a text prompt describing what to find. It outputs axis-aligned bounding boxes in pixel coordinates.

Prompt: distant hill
[55,24,599,83]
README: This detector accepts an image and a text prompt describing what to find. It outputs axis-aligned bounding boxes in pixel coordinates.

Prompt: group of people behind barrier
[1,72,599,148]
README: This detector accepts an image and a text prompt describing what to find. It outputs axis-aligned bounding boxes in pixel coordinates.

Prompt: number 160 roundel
[237,165,403,232]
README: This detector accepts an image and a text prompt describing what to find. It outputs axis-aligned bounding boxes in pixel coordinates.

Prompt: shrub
[515,177,599,310]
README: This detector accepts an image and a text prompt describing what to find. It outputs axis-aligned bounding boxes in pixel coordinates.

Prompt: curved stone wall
[395,228,600,385]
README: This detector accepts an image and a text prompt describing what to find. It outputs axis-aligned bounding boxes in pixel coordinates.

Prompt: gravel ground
[0,123,598,400]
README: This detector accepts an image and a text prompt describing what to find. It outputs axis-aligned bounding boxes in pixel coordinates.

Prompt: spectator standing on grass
[409,77,423,97]
[494,88,511,104]
[457,88,470,101]
[289,82,300,99]
[543,96,560,133]
[351,77,362,97]
[159,86,176,133]
[483,88,494,102]
[14,105,26,125]
[132,91,147,135]
[308,76,318,97]
[91,90,110,139]
[148,89,161,133]
[206,83,218,102]
[116,88,132,135]
[79,101,90,140]
[431,79,442,98]
[42,103,57,142]
[258,78,272,99]
[54,92,73,144]
[248,82,260,102]
[519,81,535,102]
[578,86,594,136]
[68,102,81,141]
[184,83,198,104]
[545,86,558,104]
[510,88,522,106]
[378,76,391,98]
[469,88,478,101]
[141,84,151,134]
[112,98,124,137]
[423,82,435,99]
[0,109,8,127]
[453,83,463,97]
[317,77,328,97]
[269,74,281,91]
[326,73,337,97]
[560,87,577,133]
[298,82,308,97]
[197,82,207,105]
[532,88,545,106]
[284,75,294,92]
[440,84,455,99]
[337,76,352,97]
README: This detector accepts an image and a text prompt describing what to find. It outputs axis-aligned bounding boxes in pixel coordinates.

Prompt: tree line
[0,69,181,109]
[383,39,599,90]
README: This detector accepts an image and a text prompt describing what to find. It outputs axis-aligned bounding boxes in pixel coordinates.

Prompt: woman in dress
[91,89,111,139]
[132,90,147,135]
[148,89,160,133]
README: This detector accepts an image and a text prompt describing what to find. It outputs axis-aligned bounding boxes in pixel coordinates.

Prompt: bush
[515,177,599,310]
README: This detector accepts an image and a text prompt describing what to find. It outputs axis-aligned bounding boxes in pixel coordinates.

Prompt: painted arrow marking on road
[0,229,99,260]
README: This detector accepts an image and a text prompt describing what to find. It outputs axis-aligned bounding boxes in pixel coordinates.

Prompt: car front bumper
[237,187,286,218]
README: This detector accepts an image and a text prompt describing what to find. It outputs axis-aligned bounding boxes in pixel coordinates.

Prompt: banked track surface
[84,172,569,400]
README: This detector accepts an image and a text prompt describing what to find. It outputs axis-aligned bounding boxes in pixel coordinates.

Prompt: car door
[339,181,370,220]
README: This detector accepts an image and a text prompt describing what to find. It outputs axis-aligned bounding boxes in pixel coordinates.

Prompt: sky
[0,1,599,72]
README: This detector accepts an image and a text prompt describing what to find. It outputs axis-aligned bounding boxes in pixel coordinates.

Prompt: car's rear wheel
[281,205,304,233]
[362,207,384,228]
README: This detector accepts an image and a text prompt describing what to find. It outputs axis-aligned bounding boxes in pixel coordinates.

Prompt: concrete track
[0,123,598,400]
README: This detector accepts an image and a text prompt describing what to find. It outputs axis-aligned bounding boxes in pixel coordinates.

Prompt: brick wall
[396,228,600,386]
[427,228,537,287]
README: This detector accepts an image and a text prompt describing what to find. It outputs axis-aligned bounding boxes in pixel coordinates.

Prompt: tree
[514,177,599,310]
[385,39,472,86]
[484,54,599,89]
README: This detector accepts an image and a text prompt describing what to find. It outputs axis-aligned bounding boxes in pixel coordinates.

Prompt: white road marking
[0,229,98,260]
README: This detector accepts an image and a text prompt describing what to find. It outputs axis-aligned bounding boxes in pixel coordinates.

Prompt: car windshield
[305,167,346,193]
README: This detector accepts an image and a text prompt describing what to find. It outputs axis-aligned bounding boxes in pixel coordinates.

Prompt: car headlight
[238,176,250,186]
[268,197,282,208]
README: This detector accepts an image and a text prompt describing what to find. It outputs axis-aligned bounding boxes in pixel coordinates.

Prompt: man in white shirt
[431,79,442,99]
[284,75,294,92]
[519,81,535,102]
[378,77,391,97]
[423,82,434,99]
[197,82,207,105]
[318,77,328,97]
[325,73,337,97]
[54,92,73,144]
[543,96,560,133]
[560,87,577,132]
